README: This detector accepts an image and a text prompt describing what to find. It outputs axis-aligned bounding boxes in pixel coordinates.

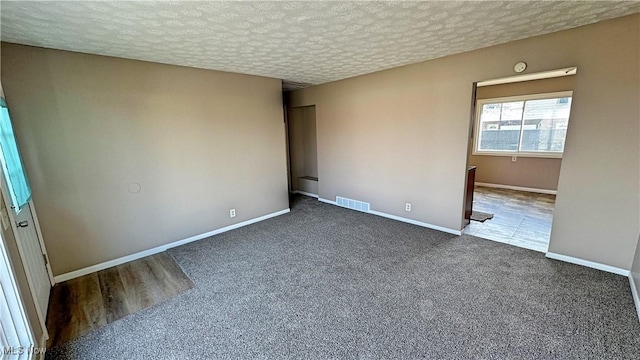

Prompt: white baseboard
[53,208,290,283]
[545,252,630,276]
[291,190,319,198]
[318,198,337,205]
[318,198,461,236]
[475,182,557,195]
[629,273,640,323]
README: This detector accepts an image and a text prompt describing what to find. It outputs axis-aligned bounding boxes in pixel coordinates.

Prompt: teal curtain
[0,98,31,210]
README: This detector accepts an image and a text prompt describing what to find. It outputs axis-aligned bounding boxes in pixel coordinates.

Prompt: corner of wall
[629,233,640,322]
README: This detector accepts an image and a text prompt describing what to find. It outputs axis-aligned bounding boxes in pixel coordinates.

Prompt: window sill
[472,151,563,159]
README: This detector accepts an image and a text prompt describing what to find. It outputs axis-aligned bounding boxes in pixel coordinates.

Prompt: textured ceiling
[1,1,639,90]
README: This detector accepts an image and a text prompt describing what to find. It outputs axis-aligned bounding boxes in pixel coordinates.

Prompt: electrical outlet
[405,203,411,212]
[512,156,517,162]
[230,209,236,218]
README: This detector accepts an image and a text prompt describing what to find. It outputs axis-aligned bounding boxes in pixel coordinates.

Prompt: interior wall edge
[629,274,640,323]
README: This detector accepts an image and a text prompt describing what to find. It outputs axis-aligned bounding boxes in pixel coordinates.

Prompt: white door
[0,222,36,360]
[13,202,51,321]
[0,94,52,338]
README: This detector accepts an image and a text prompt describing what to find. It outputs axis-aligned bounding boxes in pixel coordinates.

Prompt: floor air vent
[336,196,370,212]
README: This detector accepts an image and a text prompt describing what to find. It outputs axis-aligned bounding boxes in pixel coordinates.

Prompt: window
[473,91,572,158]
[0,98,31,212]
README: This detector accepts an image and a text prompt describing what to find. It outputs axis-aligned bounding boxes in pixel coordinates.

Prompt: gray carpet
[46,195,640,359]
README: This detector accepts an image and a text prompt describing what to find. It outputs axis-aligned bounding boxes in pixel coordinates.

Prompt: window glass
[520,97,571,152]
[475,93,572,157]
[0,98,31,211]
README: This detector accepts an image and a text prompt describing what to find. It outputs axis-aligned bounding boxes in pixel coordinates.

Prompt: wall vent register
[336,196,370,213]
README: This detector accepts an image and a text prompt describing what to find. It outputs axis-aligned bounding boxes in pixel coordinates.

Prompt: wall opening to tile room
[463,67,577,252]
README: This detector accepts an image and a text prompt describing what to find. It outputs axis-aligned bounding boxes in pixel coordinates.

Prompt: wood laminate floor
[46,252,194,347]
[463,186,555,252]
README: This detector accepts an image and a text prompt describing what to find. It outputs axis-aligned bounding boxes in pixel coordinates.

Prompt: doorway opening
[465,186,556,252]
[463,67,577,252]
[286,105,319,200]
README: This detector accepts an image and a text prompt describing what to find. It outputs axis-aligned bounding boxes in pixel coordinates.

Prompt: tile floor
[463,186,555,252]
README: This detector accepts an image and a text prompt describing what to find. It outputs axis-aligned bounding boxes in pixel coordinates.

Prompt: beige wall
[469,153,562,191]
[469,76,575,190]
[288,14,640,269]
[288,106,318,193]
[1,43,289,275]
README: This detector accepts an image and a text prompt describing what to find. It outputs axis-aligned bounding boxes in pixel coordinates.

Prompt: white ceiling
[1,1,639,90]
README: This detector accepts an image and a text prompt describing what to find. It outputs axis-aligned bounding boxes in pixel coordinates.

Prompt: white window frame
[473,91,573,158]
